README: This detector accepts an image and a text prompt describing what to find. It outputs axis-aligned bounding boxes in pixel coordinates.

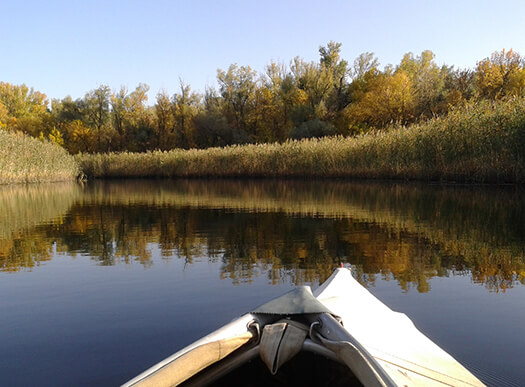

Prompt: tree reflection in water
[1,179,524,292]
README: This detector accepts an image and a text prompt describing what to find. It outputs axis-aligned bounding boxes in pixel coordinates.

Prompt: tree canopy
[1,44,523,153]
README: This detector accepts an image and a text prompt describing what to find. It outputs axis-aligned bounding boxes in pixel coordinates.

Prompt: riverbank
[78,98,525,183]
[0,130,79,184]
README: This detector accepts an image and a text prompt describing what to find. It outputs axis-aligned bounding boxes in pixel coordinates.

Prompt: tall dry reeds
[0,130,79,184]
[78,97,525,183]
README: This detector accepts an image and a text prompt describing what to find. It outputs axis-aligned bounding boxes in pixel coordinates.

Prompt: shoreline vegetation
[79,98,525,183]
[0,130,79,184]
[1,44,524,184]
[1,96,524,184]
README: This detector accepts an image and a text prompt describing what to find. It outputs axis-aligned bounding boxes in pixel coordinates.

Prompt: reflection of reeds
[79,98,525,183]
[0,182,82,239]
[0,183,82,271]
[0,130,79,184]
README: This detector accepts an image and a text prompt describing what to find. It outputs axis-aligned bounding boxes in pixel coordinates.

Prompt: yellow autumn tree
[253,85,281,142]
[0,82,50,136]
[347,70,415,128]
[0,102,8,128]
[476,49,525,99]
[48,127,64,146]
[62,120,95,154]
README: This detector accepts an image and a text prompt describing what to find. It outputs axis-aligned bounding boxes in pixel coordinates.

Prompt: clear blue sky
[2,0,524,102]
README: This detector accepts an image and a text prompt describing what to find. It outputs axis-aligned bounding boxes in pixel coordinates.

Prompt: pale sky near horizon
[2,0,525,102]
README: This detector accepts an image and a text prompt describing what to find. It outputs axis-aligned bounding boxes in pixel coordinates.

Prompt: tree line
[1,43,524,153]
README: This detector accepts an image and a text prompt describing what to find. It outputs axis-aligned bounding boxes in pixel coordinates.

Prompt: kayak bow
[123,268,484,387]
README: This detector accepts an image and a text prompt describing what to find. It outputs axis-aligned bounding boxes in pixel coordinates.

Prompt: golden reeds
[78,98,525,183]
[0,130,79,184]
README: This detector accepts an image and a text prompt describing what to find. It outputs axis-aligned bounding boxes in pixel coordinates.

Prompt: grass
[0,130,80,184]
[78,97,525,183]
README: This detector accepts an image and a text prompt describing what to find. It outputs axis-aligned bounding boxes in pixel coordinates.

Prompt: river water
[1,179,524,386]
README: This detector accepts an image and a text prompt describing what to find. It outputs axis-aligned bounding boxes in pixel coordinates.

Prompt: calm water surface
[1,180,524,386]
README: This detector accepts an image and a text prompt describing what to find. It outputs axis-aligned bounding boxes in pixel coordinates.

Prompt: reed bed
[0,130,80,184]
[78,98,525,183]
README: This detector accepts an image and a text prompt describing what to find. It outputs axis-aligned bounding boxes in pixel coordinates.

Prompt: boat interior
[183,348,363,387]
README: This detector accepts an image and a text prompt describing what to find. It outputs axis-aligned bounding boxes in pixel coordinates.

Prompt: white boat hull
[123,268,485,387]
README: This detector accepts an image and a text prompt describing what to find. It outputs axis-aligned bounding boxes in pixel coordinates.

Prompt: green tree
[84,85,111,151]
[51,96,84,123]
[290,118,335,139]
[319,41,351,116]
[193,110,233,148]
[124,83,153,151]
[398,50,447,118]
[217,64,257,137]
[51,97,92,153]
[443,69,476,106]
[154,91,174,149]
[352,52,380,80]
[110,86,128,138]
[291,57,333,120]
[251,62,290,142]
[172,80,200,148]
[275,72,304,140]
[193,86,244,148]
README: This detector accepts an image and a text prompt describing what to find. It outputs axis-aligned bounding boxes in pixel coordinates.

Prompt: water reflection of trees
[1,180,524,292]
